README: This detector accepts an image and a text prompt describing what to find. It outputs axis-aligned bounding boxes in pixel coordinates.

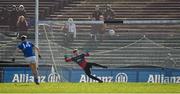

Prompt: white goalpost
[35,0,39,68]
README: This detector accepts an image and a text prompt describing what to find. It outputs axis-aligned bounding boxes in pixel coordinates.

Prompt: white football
[108,29,115,36]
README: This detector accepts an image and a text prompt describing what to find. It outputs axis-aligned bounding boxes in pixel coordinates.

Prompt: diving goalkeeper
[64,49,107,83]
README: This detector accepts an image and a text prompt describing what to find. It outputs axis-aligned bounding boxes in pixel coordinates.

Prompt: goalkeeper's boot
[102,66,108,68]
[100,65,108,69]
[98,80,103,83]
[34,78,40,85]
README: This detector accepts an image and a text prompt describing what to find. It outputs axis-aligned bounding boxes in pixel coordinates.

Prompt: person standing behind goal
[12,35,41,85]
[63,18,77,41]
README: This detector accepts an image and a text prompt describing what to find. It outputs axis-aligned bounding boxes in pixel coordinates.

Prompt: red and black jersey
[64,53,90,69]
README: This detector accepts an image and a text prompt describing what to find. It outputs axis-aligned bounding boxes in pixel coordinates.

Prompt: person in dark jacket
[9,5,18,32]
[18,5,27,17]
[92,5,103,20]
[103,4,115,21]
[0,6,9,25]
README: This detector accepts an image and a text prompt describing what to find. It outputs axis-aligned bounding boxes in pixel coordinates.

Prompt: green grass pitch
[0,82,180,93]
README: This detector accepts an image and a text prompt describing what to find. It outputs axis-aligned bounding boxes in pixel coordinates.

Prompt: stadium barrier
[1,66,180,83]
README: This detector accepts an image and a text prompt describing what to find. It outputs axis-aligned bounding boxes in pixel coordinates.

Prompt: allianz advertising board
[2,66,180,83]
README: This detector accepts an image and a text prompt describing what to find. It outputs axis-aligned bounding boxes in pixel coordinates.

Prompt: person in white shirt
[63,18,76,41]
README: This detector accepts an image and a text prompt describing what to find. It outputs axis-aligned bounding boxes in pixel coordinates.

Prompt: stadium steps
[37,31,180,49]
[1,0,180,68]
[46,0,180,20]
[2,29,180,68]
[33,24,180,33]
[29,30,180,68]
[0,0,64,19]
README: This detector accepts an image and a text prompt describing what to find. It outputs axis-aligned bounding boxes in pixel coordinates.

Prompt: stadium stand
[47,0,180,20]
[0,0,180,69]
[42,0,180,68]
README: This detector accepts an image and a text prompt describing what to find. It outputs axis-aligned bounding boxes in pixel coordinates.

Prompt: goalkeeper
[12,35,41,85]
[64,49,107,83]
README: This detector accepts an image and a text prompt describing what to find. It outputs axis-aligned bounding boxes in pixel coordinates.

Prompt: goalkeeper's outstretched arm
[64,54,72,62]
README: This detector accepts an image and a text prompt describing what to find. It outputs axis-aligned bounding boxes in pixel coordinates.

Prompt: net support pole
[35,0,39,68]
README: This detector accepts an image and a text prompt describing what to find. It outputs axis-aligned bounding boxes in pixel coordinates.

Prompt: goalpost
[35,0,39,67]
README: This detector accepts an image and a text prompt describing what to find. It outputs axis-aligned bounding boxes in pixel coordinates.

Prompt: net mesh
[0,20,179,82]
[38,20,180,70]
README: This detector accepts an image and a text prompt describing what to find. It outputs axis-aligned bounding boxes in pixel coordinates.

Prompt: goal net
[38,20,179,72]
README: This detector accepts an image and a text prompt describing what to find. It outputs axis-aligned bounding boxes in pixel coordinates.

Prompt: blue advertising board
[2,66,180,83]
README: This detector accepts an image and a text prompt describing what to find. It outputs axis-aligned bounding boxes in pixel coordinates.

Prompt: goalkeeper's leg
[88,62,107,68]
[84,64,103,83]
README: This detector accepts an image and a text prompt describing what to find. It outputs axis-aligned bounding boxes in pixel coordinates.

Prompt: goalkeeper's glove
[38,55,42,59]
[64,54,68,58]
[12,58,15,62]
[85,49,90,53]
